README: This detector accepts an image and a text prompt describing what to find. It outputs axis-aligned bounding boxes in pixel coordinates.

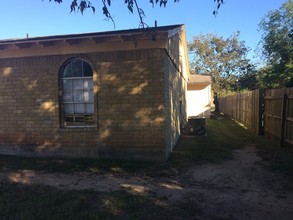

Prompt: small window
[60,59,95,127]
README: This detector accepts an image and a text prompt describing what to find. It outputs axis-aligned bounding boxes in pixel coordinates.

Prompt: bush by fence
[218,87,293,147]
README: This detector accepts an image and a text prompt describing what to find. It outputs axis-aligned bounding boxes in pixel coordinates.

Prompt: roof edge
[0,24,184,44]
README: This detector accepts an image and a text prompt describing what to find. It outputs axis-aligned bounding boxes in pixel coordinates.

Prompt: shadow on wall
[0,54,167,150]
[95,59,166,148]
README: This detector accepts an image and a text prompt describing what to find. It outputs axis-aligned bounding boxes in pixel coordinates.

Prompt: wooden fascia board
[0,28,177,58]
[0,39,167,59]
[0,28,172,52]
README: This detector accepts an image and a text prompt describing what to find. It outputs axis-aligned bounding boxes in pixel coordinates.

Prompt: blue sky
[0,0,287,61]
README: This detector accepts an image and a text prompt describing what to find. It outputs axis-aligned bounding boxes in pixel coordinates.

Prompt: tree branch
[101,0,116,29]
[133,0,148,28]
[46,0,223,27]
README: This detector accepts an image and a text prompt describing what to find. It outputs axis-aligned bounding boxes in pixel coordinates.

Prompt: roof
[188,74,211,85]
[0,24,183,50]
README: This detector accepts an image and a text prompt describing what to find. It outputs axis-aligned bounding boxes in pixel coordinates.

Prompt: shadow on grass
[0,155,155,174]
[0,181,202,220]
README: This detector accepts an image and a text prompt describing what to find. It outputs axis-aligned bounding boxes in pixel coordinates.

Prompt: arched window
[60,59,95,127]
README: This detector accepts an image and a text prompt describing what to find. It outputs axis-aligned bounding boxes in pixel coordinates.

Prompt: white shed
[187,74,212,118]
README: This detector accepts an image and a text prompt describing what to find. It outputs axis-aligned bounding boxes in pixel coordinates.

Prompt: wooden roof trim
[168,26,182,38]
[0,25,182,50]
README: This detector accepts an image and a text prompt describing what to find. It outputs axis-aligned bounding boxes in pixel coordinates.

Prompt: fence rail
[218,87,293,147]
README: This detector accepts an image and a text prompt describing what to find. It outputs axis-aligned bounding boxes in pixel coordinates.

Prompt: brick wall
[0,49,167,160]
[163,30,188,159]
[163,51,187,159]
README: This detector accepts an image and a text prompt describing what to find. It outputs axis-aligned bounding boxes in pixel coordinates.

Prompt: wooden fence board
[218,89,262,134]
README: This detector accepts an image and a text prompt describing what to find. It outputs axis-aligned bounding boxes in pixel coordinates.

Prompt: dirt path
[1,144,293,219]
[183,145,293,219]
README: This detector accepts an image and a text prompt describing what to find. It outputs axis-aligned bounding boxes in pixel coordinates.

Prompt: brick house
[0,24,189,161]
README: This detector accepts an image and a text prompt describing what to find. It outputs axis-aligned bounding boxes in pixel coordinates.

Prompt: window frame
[59,58,97,129]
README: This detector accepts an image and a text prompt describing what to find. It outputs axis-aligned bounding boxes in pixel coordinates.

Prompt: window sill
[59,126,98,132]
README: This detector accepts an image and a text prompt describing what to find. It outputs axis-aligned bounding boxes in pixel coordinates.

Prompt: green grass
[169,117,255,168]
[0,181,202,220]
[0,155,154,174]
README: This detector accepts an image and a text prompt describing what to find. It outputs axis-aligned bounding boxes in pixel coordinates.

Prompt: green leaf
[79,1,87,15]
[70,0,77,13]
[127,4,133,13]
[102,6,109,17]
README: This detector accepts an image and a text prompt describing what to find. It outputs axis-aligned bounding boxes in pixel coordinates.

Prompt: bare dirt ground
[1,144,293,219]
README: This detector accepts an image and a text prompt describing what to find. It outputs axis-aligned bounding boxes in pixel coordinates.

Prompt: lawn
[0,116,292,219]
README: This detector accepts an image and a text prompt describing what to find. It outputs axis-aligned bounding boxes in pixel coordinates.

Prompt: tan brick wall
[0,49,167,159]
[163,33,188,159]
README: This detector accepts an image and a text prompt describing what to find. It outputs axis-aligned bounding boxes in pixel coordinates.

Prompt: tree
[258,0,293,88]
[188,33,257,95]
[45,0,224,28]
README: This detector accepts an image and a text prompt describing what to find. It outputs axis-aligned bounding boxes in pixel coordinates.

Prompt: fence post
[280,93,288,147]
[258,89,265,135]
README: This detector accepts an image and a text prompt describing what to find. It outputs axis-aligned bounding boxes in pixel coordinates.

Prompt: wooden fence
[218,87,293,147]
[218,90,264,135]
[264,88,293,147]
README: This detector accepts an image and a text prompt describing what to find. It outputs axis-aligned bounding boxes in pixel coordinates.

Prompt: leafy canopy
[188,33,257,95]
[258,0,293,88]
